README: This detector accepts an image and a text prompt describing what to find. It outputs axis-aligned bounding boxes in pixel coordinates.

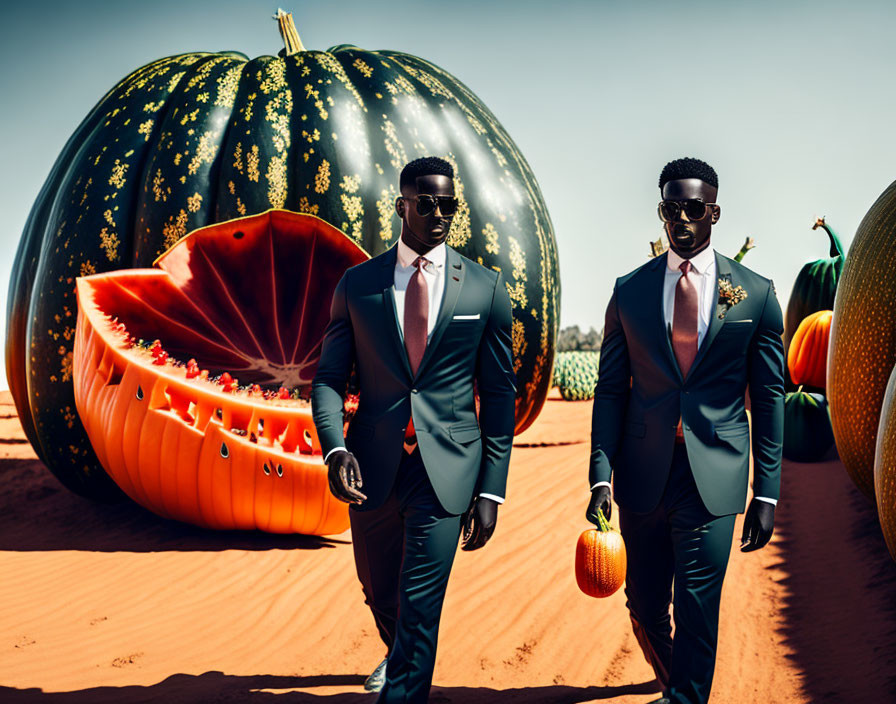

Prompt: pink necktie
[672,260,699,379]
[403,256,429,451]
[404,256,429,376]
[673,260,698,442]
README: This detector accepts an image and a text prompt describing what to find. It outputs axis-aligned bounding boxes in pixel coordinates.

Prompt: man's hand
[326,450,367,504]
[586,485,612,525]
[740,498,775,552]
[461,497,498,551]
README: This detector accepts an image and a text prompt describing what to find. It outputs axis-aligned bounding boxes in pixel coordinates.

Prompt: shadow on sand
[0,672,659,703]
[0,458,347,552]
[772,451,896,702]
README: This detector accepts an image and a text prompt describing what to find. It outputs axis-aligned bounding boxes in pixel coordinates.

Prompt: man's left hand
[461,497,498,551]
[740,498,775,552]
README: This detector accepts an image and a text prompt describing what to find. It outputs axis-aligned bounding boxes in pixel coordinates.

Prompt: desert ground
[2,389,895,703]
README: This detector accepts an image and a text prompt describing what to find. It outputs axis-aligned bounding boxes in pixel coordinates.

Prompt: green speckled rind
[875,364,896,562]
[6,46,559,499]
[828,180,896,500]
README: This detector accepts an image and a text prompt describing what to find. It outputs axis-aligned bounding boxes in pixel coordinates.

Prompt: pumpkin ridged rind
[828,180,896,500]
[575,527,626,598]
[787,310,832,390]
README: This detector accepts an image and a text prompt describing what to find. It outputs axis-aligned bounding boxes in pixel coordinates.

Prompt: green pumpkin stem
[812,216,845,259]
[274,8,305,55]
[733,236,755,262]
[596,507,611,532]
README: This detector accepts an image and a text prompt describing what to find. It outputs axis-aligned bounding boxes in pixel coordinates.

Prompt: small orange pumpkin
[575,510,626,598]
[788,309,833,390]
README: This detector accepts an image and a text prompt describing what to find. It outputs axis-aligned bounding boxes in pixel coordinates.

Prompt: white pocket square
[727,319,753,324]
[453,314,480,320]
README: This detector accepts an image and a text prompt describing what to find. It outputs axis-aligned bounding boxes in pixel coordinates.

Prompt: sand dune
[1,390,895,703]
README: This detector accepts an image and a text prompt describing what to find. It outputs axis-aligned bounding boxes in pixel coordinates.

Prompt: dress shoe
[364,657,388,693]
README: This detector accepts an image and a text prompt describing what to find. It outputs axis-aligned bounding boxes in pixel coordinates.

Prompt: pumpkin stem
[812,216,845,259]
[648,237,666,259]
[274,8,305,55]
[733,236,755,262]
[596,507,611,532]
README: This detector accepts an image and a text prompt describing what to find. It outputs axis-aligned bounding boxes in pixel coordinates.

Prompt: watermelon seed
[276,464,283,477]
[136,386,144,400]
[233,230,244,239]
[263,462,271,475]
[220,442,229,459]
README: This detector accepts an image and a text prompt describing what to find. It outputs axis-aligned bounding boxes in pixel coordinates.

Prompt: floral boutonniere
[717,276,747,319]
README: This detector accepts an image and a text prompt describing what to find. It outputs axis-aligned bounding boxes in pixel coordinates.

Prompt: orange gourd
[72,210,368,534]
[788,310,833,390]
[575,510,626,598]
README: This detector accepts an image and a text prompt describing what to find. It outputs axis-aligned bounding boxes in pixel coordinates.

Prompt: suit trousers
[619,442,736,704]
[349,446,464,704]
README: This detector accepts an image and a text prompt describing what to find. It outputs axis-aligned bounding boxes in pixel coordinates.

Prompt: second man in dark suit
[585,157,785,704]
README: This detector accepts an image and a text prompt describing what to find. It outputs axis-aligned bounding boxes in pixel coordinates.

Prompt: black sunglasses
[657,199,716,222]
[400,194,458,217]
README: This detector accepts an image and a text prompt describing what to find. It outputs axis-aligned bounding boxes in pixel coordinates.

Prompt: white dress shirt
[664,245,716,347]
[393,237,446,340]
[593,246,777,507]
[326,238,504,505]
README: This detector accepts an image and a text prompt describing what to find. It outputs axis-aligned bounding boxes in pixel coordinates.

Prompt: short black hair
[399,156,454,190]
[659,157,718,189]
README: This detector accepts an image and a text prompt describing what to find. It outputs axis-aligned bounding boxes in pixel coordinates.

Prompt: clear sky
[3,0,896,391]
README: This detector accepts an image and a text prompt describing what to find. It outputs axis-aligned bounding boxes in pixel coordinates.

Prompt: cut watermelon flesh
[90,209,368,388]
[71,210,369,533]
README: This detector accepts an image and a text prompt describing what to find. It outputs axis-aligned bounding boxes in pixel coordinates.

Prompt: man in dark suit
[585,157,784,704]
[312,156,516,703]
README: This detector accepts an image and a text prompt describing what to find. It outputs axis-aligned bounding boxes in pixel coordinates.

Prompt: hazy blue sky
[3,0,896,391]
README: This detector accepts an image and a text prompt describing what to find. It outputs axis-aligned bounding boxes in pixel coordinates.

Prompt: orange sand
[1,389,895,703]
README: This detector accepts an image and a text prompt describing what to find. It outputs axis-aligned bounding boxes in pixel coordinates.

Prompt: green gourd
[783,387,835,463]
[784,217,844,358]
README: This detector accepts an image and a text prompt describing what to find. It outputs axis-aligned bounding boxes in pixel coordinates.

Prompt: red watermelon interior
[88,210,369,392]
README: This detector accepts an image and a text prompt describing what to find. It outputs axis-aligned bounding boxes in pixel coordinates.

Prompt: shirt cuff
[478,493,504,504]
[754,496,778,506]
[323,446,346,463]
[590,481,612,492]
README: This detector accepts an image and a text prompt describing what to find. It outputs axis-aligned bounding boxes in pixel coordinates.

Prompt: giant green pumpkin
[5,14,559,499]
[828,180,896,501]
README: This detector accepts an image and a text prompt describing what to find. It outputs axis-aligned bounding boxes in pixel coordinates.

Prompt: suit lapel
[652,253,684,383]
[379,245,413,381]
[415,247,464,379]
[689,250,729,376]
